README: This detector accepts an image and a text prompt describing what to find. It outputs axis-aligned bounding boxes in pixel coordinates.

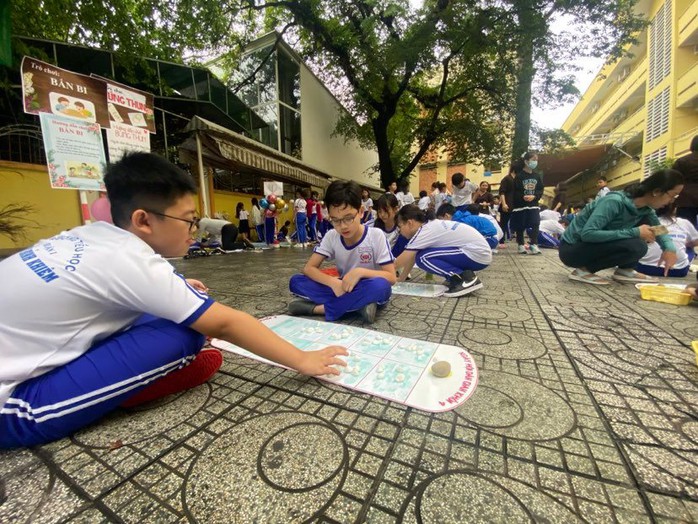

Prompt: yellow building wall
[0,161,82,252]
[562,0,698,201]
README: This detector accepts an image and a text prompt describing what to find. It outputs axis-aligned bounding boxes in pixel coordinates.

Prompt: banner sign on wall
[92,76,156,134]
[21,57,110,127]
[39,113,107,191]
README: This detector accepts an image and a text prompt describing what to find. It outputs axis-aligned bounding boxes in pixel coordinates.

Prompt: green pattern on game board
[272,317,335,341]
[387,340,439,365]
[351,332,401,357]
[359,360,423,402]
[329,353,381,387]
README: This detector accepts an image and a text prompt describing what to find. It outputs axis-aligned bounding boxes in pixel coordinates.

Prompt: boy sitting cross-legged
[288,180,397,324]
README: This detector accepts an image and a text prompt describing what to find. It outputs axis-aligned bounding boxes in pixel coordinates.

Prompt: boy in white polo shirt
[450,172,479,211]
[288,180,397,324]
[0,152,347,448]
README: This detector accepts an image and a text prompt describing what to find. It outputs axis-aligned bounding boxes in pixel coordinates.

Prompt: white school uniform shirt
[433,192,447,213]
[362,197,374,212]
[314,226,394,276]
[596,186,611,199]
[197,217,230,243]
[400,192,415,206]
[451,181,479,207]
[295,198,307,214]
[239,210,249,220]
[405,219,492,266]
[539,209,561,221]
[480,213,504,240]
[251,206,262,226]
[417,196,431,210]
[639,217,698,270]
[365,217,401,248]
[539,219,566,237]
[0,222,214,409]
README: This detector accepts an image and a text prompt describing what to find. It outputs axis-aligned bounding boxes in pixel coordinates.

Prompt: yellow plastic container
[638,285,693,306]
[693,341,698,367]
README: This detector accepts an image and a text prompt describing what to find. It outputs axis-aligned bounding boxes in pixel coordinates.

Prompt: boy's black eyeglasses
[146,210,200,232]
[328,213,358,227]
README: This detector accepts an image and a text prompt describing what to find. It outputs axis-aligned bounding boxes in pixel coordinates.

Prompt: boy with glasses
[288,180,397,324]
[0,152,347,448]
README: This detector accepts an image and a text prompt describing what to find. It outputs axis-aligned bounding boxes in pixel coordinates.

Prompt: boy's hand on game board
[186,278,209,293]
[341,268,364,292]
[298,345,349,376]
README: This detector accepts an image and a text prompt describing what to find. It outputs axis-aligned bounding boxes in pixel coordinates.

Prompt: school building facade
[558,0,698,204]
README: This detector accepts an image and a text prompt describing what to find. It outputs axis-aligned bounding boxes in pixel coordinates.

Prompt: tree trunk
[511,36,535,163]
[372,114,396,190]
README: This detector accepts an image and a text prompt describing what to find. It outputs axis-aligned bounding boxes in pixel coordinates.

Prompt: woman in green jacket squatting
[559,169,683,285]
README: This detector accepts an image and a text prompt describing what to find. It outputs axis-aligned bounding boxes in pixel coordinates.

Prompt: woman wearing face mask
[560,169,683,285]
[509,152,544,255]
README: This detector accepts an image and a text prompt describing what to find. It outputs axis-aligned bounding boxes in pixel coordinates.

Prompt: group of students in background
[3,146,697,449]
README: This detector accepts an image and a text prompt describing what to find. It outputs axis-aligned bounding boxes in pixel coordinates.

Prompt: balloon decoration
[289,199,295,205]
[276,198,286,208]
[269,204,276,211]
[283,205,289,212]
[91,196,113,223]
[267,194,277,204]
[260,198,269,209]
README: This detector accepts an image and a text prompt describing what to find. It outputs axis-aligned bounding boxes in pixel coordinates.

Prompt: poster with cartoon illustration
[21,57,110,127]
[39,113,107,191]
[92,76,156,134]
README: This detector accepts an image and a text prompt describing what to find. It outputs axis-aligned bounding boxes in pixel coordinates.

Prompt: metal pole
[196,132,209,216]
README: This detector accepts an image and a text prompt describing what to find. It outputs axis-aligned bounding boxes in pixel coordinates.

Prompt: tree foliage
[501,0,646,161]
[10,0,646,186]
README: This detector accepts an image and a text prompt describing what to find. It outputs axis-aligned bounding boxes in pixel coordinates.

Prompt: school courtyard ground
[1,245,697,523]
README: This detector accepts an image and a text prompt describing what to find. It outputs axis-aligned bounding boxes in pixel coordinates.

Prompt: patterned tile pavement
[2,245,697,523]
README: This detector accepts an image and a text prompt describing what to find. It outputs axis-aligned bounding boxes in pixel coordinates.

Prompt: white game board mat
[392,282,448,297]
[212,315,478,412]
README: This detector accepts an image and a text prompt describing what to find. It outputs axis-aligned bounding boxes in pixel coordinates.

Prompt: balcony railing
[676,61,698,109]
[678,0,698,47]
[578,60,647,137]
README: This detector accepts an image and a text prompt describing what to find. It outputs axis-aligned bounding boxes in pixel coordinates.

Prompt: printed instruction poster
[40,113,107,191]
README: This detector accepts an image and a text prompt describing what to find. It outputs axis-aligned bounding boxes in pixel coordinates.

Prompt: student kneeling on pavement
[559,169,684,285]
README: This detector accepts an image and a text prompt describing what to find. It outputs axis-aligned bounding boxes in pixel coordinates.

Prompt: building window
[230,43,302,159]
[643,146,667,178]
[646,87,670,142]
[649,0,672,90]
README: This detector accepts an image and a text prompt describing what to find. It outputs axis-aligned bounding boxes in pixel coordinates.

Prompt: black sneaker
[443,273,483,297]
[359,302,377,324]
[288,300,317,316]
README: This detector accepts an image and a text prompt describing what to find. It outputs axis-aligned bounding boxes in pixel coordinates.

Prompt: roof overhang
[179,116,332,188]
[537,145,612,187]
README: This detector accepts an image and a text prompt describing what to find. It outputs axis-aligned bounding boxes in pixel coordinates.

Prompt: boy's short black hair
[436,203,455,218]
[324,180,362,210]
[451,172,464,186]
[105,152,197,228]
[465,204,480,215]
[599,176,607,182]
[419,190,428,198]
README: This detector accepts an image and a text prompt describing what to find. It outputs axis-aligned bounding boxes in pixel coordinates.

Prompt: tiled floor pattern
[2,245,697,523]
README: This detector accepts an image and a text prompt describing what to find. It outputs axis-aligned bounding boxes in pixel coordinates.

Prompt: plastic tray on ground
[636,284,693,306]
